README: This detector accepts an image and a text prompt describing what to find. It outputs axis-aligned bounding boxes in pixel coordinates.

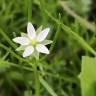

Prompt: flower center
[31,39,37,46]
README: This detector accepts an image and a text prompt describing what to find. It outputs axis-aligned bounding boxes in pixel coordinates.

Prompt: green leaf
[39,76,58,96]
[24,90,32,96]
[45,10,96,56]
[41,40,53,45]
[0,59,11,72]
[16,45,26,51]
[0,28,17,49]
[80,56,96,96]
[8,71,23,81]
[36,25,43,34]
[21,32,27,37]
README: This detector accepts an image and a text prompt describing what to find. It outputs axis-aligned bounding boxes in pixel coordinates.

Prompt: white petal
[37,28,50,42]
[23,46,34,57]
[27,22,36,39]
[13,37,30,45]
[36,44,49,54]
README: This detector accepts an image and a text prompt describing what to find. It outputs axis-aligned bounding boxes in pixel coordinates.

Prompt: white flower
[13,22,52,58]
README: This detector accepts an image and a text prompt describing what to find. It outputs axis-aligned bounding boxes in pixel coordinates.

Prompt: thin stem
[0,43,30,64]
[0,28,17,49]
[32,60,40,96]
[44,10,96,56]
[40,14,61,61]
[3,60,78,83]
[28,0,32,21]
[50,14,61,52]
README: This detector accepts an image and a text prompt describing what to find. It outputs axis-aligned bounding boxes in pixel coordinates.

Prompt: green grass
[0,0,96,96]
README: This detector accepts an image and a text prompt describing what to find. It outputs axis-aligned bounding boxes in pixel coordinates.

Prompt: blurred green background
[0,0,96,96]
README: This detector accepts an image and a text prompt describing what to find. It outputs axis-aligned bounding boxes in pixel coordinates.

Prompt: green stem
[0,28,17,49]
[0,43,30,64]
[40,14,61,61]
[33,61,40,96]
[28,0,32,21]
[50,14,61,52]
[44,10,96,56]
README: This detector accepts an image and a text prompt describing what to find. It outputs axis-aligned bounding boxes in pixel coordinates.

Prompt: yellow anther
[31,39,37,46]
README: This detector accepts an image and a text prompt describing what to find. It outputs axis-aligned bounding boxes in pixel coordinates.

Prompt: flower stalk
[33,60,40,96]
[28,0,32,21]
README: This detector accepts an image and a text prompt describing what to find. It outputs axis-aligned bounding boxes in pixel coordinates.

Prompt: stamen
[31,39,37,46]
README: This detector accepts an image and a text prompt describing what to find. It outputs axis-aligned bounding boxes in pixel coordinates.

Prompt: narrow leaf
[39,76,58,96]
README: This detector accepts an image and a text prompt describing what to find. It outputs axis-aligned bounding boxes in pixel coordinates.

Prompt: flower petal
[23,46,34,57]
[37,28,50,42]
[36,44,49,54]
[27,22,36,39]
[13,37,30,45]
